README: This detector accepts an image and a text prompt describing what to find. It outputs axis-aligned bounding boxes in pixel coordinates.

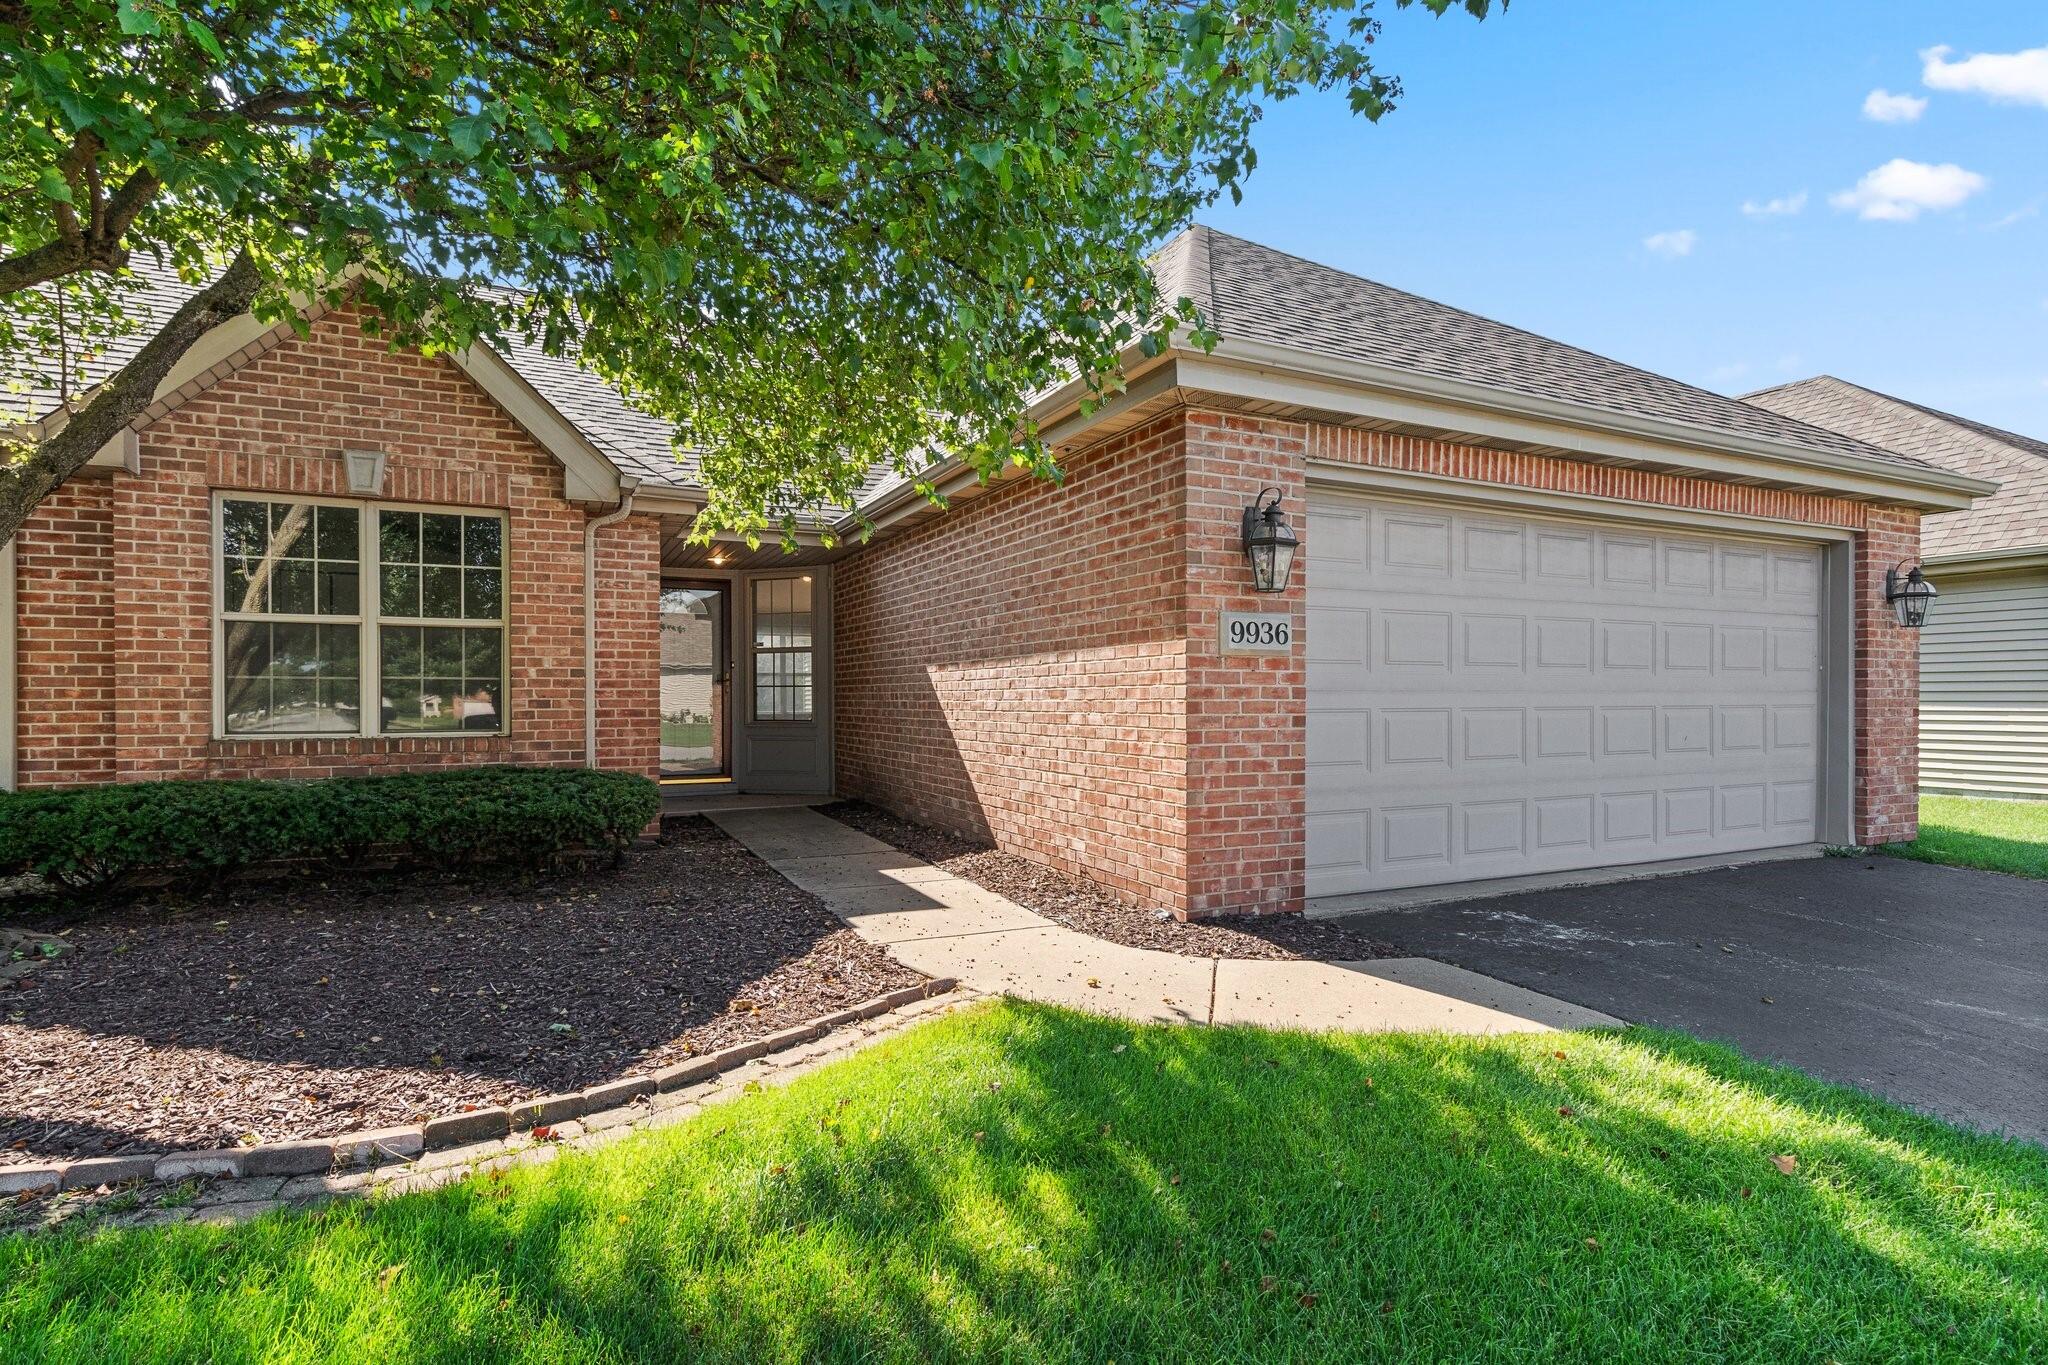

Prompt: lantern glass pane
[1249,541,1277,592]
[1270,540,1297,593]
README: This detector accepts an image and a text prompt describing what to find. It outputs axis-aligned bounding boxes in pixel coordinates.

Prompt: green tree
[1,0,1491,544]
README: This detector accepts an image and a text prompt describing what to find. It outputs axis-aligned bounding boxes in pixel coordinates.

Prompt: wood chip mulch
[0,817,921,1166]
[817,802,1400,963]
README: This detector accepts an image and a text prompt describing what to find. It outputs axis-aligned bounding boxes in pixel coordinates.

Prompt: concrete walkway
[709,807,1617,1035]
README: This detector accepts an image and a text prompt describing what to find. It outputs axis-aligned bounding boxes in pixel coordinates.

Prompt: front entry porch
[654,521,837,805]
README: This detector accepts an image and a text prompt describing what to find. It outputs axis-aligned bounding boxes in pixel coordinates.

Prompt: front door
[659,583,728,780]
[732,570,834,793]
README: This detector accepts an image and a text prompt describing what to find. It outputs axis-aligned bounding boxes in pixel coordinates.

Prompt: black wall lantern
[1241,487,1299,594]
[1884,562,1938,629]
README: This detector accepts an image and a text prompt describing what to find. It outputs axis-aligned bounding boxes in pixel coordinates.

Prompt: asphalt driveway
[1336,854,2047,1146]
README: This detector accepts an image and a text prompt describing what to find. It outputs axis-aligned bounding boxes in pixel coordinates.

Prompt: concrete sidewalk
[709,807,1617,1035]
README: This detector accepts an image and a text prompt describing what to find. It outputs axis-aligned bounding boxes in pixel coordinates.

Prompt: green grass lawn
[1882,795,2048,880]
[3,1001,2042,1363]
[660,719,712,748]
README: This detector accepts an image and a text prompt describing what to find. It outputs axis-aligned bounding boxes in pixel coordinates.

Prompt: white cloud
[1741,190,1808,218]
[1987,199,2042,230]
[1862,88,1928,123]
[1707,361,1753,386]
[1643,228,1697,258]
[1829,159,1987,221]
[1922,44,2048,108]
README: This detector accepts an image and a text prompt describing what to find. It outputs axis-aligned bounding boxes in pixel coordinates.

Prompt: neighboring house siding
[1919,568,2048,799]
[834,410,1194,909]
[9,305,660,786]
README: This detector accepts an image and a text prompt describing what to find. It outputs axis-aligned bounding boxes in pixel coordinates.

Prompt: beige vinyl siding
[1919,568,2048,799]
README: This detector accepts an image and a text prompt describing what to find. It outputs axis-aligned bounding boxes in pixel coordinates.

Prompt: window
[220,499,362,734]
[751,576,814,721]
[376,510,506,734]
[215,497,507,738]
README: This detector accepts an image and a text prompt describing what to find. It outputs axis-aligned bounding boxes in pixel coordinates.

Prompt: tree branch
[0,251,260,545]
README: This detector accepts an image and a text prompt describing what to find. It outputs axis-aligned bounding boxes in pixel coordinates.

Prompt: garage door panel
[1307,490,1826,896]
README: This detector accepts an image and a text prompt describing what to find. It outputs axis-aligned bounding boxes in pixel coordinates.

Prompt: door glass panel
[751,576,815,721]
[661,586,727,776]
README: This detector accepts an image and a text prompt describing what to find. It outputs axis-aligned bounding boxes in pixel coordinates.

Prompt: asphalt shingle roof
[1154,225,1933,473]
[10,235,1955,516]
[1743,375,2048,559]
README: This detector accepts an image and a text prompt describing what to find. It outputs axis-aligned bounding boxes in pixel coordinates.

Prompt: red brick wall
[834,411,1193,907]
[835,410,1927,915]
[595,514,663,778]
[12,481,116,785]
[1854,506,1922,843]
[1312,426,1920,847]
[1184,413,1307,915]
[9,305,660,786]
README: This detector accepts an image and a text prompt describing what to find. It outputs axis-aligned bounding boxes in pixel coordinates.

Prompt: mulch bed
[0,817,920,1166]
[817,802,1400,963]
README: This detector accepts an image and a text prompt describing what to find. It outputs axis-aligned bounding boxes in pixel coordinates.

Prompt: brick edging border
[0,979,957,1198]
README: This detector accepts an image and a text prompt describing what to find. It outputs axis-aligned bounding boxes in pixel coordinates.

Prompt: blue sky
[1203,1,2048,433]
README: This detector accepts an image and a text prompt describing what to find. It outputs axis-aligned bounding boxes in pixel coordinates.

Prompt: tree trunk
[0,250,261,546]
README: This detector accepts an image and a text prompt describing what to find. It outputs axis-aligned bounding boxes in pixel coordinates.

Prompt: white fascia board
[449,346,620,504]
[1183,338,1995,510]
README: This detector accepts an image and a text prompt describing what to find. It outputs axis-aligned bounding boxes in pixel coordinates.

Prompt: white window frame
[211,492,510,741]
[369,500,511,739]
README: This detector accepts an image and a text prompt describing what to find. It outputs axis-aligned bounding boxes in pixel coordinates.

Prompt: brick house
[0,228,1991,916]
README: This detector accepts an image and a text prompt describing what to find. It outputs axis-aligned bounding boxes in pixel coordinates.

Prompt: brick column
[1854,506,1921,844]
[593,511,662,780]
[1181,411,1308,916]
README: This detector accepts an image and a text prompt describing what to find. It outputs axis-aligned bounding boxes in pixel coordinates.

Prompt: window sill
[210,732,511,744]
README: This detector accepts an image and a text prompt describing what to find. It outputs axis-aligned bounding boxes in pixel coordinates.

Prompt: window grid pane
[220,498,359,620]
[378,625,505,733]
[223,621,360,734]
[379,509,504,624]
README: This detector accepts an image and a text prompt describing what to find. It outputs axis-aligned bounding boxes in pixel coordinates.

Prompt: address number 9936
[1220,610,1293,654]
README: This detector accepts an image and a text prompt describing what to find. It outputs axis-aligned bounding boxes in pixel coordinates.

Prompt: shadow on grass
[3,1002,2043,1363]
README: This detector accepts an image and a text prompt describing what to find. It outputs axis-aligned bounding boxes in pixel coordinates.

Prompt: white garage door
[1306,490,1826,898]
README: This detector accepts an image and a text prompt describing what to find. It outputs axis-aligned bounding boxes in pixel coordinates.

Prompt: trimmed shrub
[0,767,661,890]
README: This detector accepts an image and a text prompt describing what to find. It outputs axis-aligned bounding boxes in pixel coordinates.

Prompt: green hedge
[0,767,661,890]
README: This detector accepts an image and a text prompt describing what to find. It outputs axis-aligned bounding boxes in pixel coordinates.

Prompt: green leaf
[36,167,73,205]
[182,18,227,62]
[448,114,491,159]
[115,0,161,36]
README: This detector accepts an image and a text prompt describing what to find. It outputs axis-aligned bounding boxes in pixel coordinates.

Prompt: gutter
[584,479,640,768]
[1923,545,2048,574]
